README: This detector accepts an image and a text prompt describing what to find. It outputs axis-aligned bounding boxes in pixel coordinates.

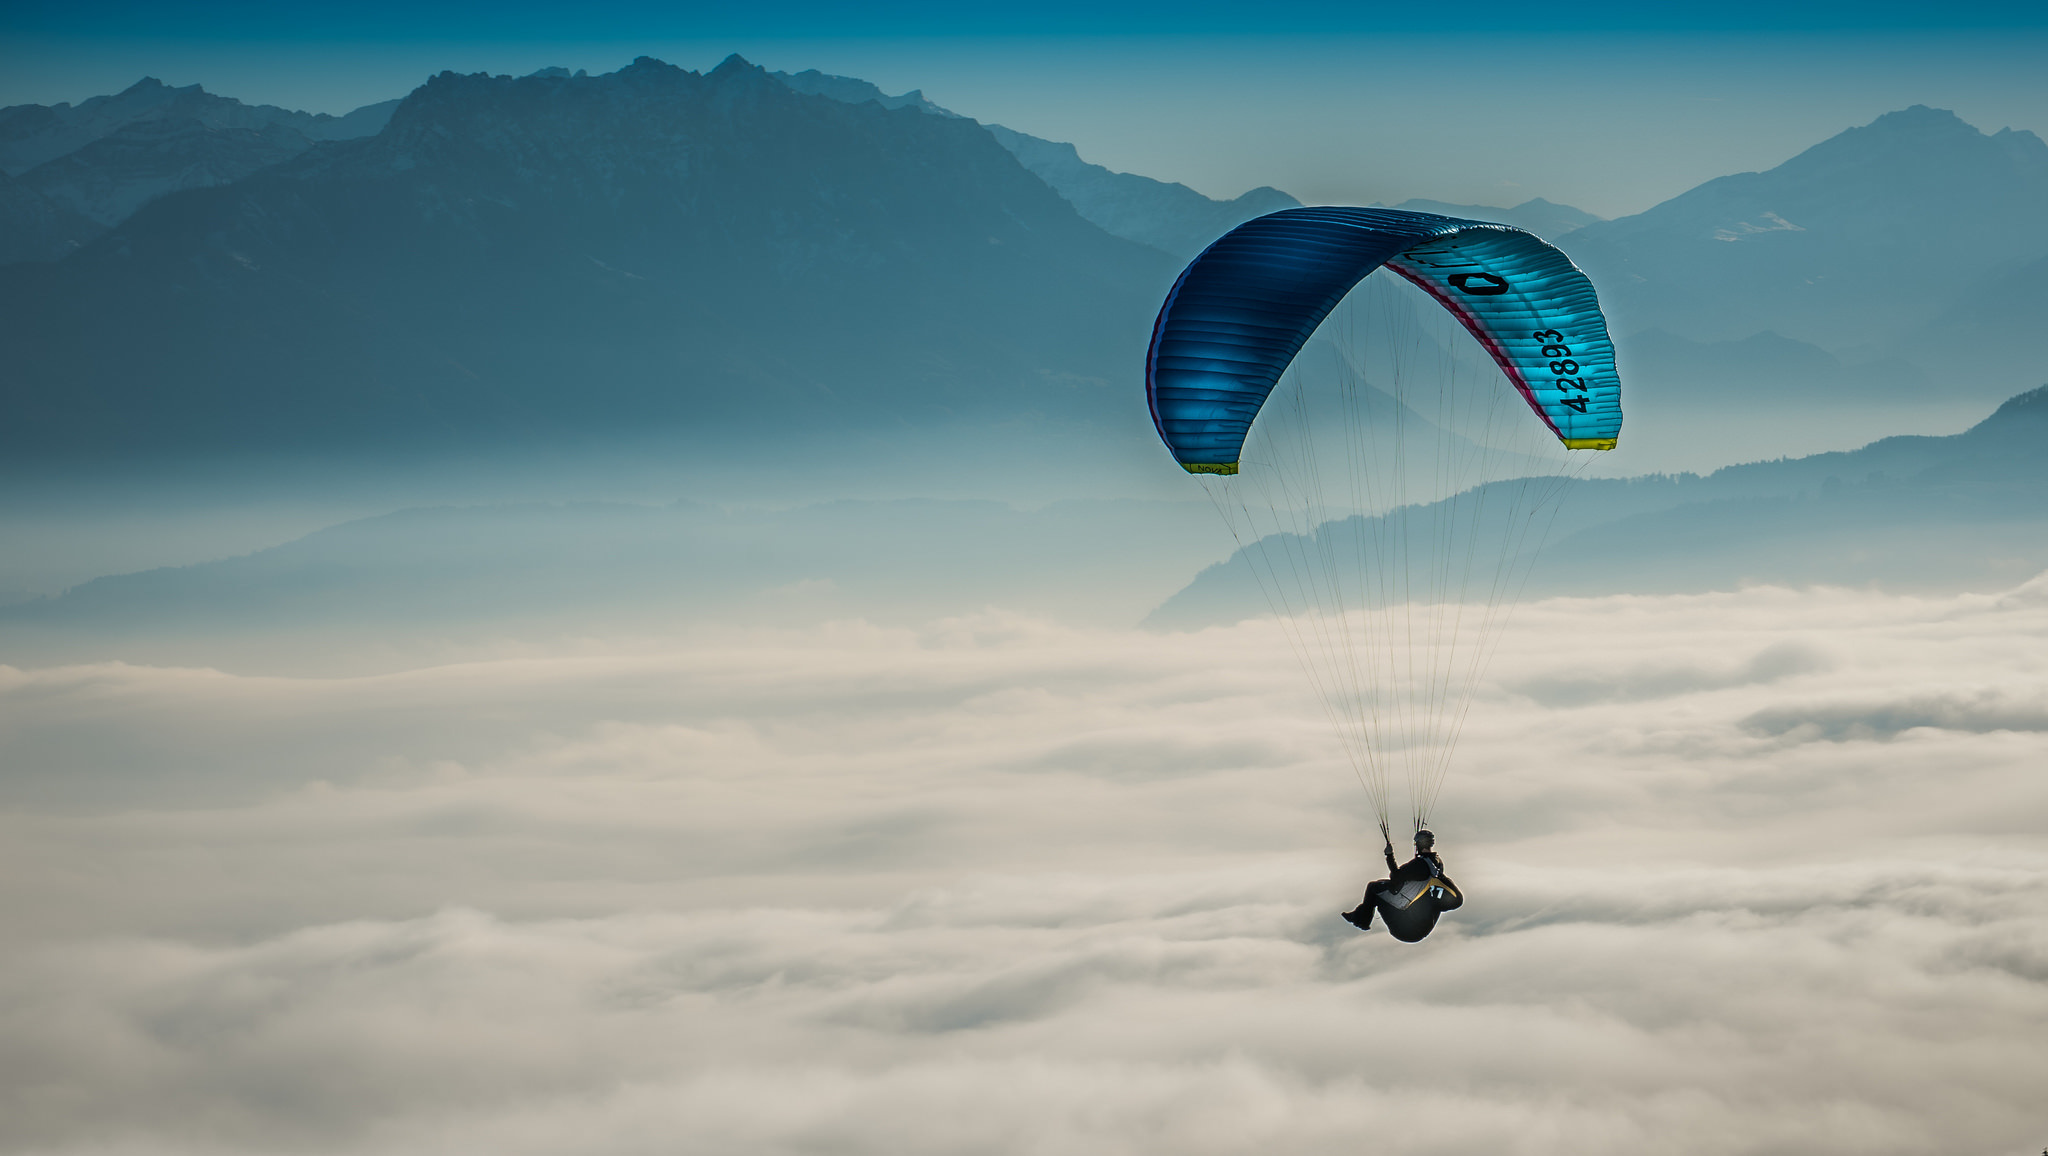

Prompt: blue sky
[9,0,2046,38]
[5,2,2044,216]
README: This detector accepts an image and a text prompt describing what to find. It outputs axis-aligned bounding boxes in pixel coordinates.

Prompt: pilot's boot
[1341,904,1374,930]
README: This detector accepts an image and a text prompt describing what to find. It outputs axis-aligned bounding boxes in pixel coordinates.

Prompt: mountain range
[0,169,98,264]
[1151,384,2048,629]
[771,78,2047,403]
[0,495,1233,671]
[1,57,2042,475]
[1380,197,1600,241]
[0,78,398,260]
[983,125,1298,260]
[8,384,2041,674]
[0,65,1297,269]
[766,65,1300,260]
[1560,105,2048,395]
[0,56,1174,461]
[0,77,397,175]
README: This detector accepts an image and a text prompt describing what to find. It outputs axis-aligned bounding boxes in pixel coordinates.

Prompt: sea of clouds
[4,576,2047,1155]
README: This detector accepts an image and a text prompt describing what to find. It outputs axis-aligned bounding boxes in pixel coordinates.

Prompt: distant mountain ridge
[782,70,1303,259]
[1150,384,2048,628]
[982,125,1299,260]
[1381,197,1601,241]
[769,68,959,118]
[0,77,398,260]
[1619,327,1931,409]
[0,55,1172,460]
[763,70,1622,261]
[0,61,1616,279]
[4,58,2041,476]
[1563,106,2048,369]
[0,77,396,175]
[1908,246,2048,391]
[8,388,2043,671]
[757,66,1300,259]
[19,116,314,226]
[0,496,1227,651]
[0,168,97,263]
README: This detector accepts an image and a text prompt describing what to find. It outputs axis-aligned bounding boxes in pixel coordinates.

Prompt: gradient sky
[5,2,2044,217]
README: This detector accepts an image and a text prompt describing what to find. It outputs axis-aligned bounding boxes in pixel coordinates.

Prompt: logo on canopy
[1447,272,1510,296]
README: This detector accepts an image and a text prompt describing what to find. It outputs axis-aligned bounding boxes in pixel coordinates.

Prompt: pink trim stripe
[1385,256,1562,441]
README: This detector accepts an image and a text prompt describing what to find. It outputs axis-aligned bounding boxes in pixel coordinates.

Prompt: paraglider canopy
[1145,206,1620,474]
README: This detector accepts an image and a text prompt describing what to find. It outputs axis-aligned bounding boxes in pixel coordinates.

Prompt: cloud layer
[4,580,2047,1155]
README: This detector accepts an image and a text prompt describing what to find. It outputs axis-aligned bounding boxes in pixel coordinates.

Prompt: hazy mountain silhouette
[13,387,2042,672]
[0,496,1234,672]
[1906,248,2048,391]
[1564,106,2048,362]
[0,77,396,174]
[1150,384,2048,627]
[759,64,1301,260]
[0,56,1174,462]
[0,168,98,262]
[0,78,399,261]
[1620,328,1931,408]
[7,67,2044,481]
[983,125,1298,260]
[19,116,315,227]
[769,67,960,118]
[1383,197,1600,241]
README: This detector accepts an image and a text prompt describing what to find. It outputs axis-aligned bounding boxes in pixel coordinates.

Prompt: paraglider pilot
[1343,828,1462,940]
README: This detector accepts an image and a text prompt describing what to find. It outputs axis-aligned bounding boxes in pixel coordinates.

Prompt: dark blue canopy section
[1145,208,1449,472]
[1145,206,1622,472]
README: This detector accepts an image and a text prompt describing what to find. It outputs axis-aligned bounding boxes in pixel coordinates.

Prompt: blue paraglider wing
[1145,207,1622,473]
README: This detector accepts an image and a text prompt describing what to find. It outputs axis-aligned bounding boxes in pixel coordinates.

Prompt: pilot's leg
[1343,880,1390,930]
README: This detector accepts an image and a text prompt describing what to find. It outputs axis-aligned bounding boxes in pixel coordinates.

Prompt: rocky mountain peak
[1980,384,2048,428]
[709,53,759,78]
[1754,105,2048,205]
[771,67,960,118]
[1562,105,2048,351]
[1,76,398,177]
[116,76,175,97]
[1865,103,1970,133]
[372,55,832,175]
